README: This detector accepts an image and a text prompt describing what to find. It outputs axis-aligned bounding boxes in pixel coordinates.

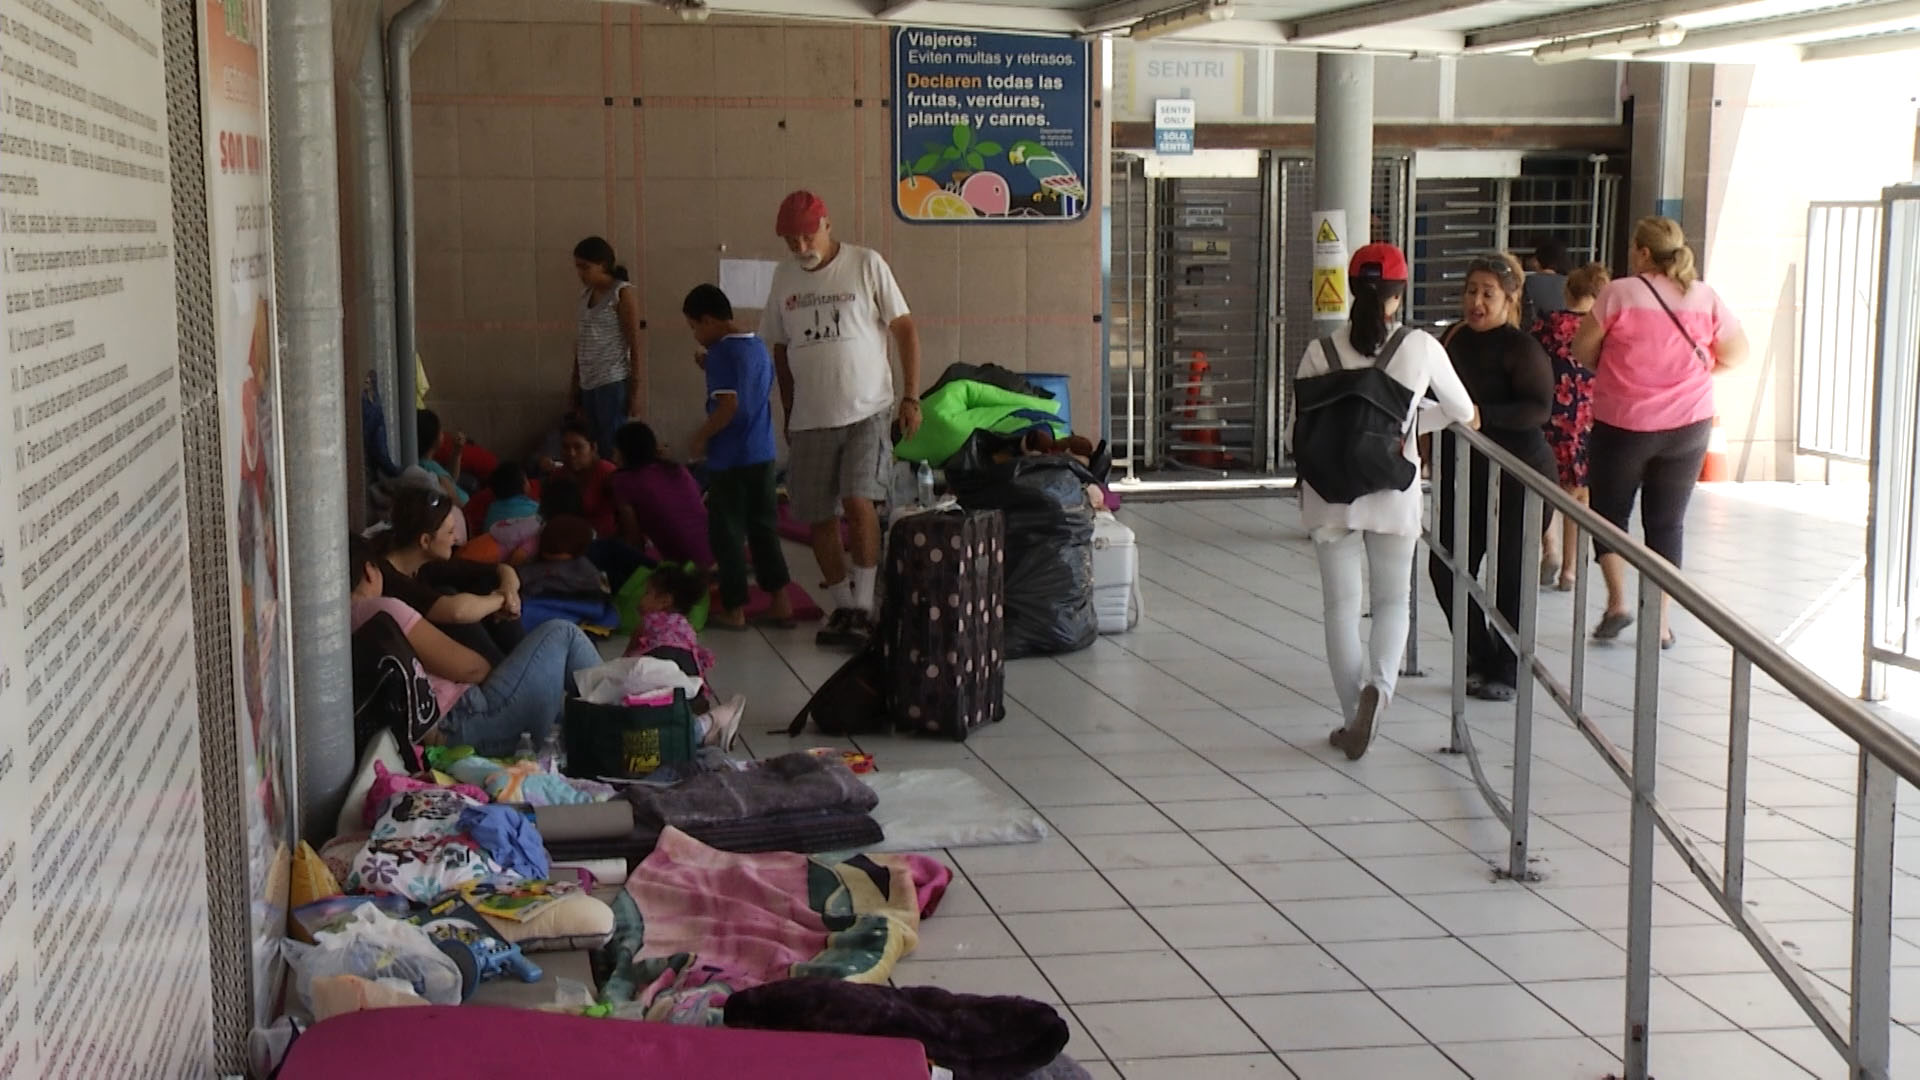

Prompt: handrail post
[1571,522,1589,713]
[1726,655,1752,908]
[1508,483,1542,882]
[1850,751,1896,1079]
[1450,432,1471,753]
[1623,571,1663,1080]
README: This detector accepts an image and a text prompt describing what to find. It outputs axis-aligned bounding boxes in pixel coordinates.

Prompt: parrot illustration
[1008,141,1087,203]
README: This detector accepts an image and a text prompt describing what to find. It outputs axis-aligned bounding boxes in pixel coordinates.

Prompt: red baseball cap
[1349,243,1409,283]
[776,191,829,237]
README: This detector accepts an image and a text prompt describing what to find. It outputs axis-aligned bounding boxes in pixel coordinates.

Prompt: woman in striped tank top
[572,236,642,457]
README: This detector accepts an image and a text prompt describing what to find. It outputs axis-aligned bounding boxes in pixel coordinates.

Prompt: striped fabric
[576,281,633,390]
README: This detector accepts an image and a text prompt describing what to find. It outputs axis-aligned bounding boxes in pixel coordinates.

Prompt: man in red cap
[763,190,922,647]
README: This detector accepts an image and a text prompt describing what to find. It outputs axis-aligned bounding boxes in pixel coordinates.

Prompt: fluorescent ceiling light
[1801,27,1920,61]
[1635,0,1920,57]
[1534,21,1684,62]
[1129,0,1236,41]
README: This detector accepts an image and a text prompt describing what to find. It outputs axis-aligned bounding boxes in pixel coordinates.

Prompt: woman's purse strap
[1637,274,1713,368]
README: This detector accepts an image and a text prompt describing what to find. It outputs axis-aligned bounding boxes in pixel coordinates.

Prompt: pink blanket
[607,828,936,1023]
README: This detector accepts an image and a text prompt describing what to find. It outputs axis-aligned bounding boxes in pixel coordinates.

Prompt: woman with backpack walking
[1293,244,1476,761]
[1430,254,1558,705]
[1573,217,1748,649]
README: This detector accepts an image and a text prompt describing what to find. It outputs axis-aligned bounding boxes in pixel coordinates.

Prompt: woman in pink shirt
[1573,217,1749,648]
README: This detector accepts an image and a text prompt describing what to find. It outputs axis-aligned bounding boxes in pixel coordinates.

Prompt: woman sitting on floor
[610,421,714,571]
[379,486,526,661]
[350,535,600,757]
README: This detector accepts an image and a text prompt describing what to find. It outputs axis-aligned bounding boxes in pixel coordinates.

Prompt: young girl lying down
[623,564,744,752]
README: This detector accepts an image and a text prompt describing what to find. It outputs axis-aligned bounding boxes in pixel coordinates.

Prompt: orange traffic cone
[1179,353,1227,468]
[1699,415,1729,482]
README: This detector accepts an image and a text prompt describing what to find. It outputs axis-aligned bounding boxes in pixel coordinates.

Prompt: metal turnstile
[1154,173,1272,473]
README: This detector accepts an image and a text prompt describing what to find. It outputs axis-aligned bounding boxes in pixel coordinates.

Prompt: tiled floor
[710,483,1920,1079]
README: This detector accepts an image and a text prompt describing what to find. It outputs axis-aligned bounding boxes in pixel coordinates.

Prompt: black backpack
[1293,327,1418,504]
[781,642,892,738]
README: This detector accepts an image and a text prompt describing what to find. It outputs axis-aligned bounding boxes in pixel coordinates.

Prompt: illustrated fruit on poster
[898,175,942,216]
[959,172,1011,216]
[918,192,976,219]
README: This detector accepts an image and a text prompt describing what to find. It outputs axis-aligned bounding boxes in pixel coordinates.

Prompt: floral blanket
[594,827,946,1023]
[348,789,501,902]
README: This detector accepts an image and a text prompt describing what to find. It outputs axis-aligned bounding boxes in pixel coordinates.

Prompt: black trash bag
[946,431,1098,659]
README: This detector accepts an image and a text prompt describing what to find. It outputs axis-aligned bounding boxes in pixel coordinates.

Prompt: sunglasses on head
[1466,256,1519,289]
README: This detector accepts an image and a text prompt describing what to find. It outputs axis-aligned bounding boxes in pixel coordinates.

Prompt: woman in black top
[1430,254,1558,701]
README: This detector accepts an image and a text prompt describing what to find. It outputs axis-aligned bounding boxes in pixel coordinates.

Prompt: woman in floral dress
[1533,263,1610,590]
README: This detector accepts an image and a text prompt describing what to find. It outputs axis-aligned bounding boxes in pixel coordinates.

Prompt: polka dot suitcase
[878,508,1008,741]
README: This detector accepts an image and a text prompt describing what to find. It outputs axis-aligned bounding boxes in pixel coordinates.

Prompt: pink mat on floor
[278,1006,929,1078]
[745,581,823,622]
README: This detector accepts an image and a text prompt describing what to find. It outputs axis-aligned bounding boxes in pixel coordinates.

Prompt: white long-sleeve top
[1293,324,1476,538]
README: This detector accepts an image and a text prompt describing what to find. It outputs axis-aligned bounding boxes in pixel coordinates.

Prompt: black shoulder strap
[1372,326,1412,370]
[1638,274,1706,356]
[1316,336,1339,370]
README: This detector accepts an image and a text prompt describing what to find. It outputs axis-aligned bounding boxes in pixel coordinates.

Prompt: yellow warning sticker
[1315,218,1340,245]
[1312,268,1346,315]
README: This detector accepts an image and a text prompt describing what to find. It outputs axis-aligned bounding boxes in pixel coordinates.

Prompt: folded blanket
[544,808,883,867]
[628,752,878,832]
[724,978,1069,1080]
[595,828,933,1021]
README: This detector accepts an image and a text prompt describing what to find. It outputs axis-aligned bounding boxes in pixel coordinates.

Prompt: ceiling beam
[1801,27,1920,60]
[874,0,933,18]
[708,0,1083,32]
[1085,0,1183,29]
[1287,0,1495,41]
[1634,0,1920,56]
[1465,0,1755,51]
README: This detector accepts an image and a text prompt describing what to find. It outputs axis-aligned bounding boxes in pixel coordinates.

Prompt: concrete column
[269,0,354,841]
[1313,53,1374,335]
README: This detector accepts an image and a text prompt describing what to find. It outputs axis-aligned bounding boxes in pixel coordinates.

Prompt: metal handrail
[1446,424,1920,782]
[1425,422,1909,1080]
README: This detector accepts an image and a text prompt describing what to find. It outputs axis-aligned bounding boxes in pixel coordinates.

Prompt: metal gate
[1800,201,1882,464]
[1105,152,1410,480]
[1409,157,1620,328]
[1155,172,1273,473]
[1865,185,1920,699]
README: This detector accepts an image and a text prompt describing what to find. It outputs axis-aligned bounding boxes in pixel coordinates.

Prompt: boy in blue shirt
[683,284,795,629]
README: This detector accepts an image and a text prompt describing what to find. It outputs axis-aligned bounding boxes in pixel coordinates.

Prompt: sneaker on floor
[815,607,872,650]
[1473,680,1516,702]
[703,694,746,752]
[1341,684,1383,760]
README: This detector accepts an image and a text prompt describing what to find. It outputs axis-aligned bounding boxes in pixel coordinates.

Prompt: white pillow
[335,729,407,839]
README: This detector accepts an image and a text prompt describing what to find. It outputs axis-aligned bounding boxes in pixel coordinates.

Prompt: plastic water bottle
[539,731,565,774]
[915,461,935,508]
[514,731,535,762]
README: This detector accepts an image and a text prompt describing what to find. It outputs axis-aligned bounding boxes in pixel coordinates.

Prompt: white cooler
[1091,511,1141,634]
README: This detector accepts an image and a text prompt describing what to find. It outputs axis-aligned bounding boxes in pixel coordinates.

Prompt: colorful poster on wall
[893,28,1090,223]
[199,0,294,1027]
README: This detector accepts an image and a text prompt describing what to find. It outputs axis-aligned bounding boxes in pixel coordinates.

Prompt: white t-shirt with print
[762,243,910,432]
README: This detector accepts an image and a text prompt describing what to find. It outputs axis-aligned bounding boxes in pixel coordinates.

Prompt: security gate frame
[1105,150,1412,480]
[1800,201,1882,465]
[1864,185,1920,700]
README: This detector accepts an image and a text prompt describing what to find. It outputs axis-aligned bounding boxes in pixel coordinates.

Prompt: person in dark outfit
[377,487,526,663]
[1522,236,1572,326]
[1430,254,1558,702]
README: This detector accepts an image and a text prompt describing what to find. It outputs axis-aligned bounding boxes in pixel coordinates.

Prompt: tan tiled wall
[378,0,1105,460]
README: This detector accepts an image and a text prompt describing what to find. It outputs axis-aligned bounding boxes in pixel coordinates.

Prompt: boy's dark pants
[707,461,792,610]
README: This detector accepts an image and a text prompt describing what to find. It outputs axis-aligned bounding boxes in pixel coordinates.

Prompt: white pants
[1312,527,1419,724]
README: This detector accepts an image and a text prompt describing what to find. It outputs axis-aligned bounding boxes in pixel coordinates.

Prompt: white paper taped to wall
[718,259,780,310]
